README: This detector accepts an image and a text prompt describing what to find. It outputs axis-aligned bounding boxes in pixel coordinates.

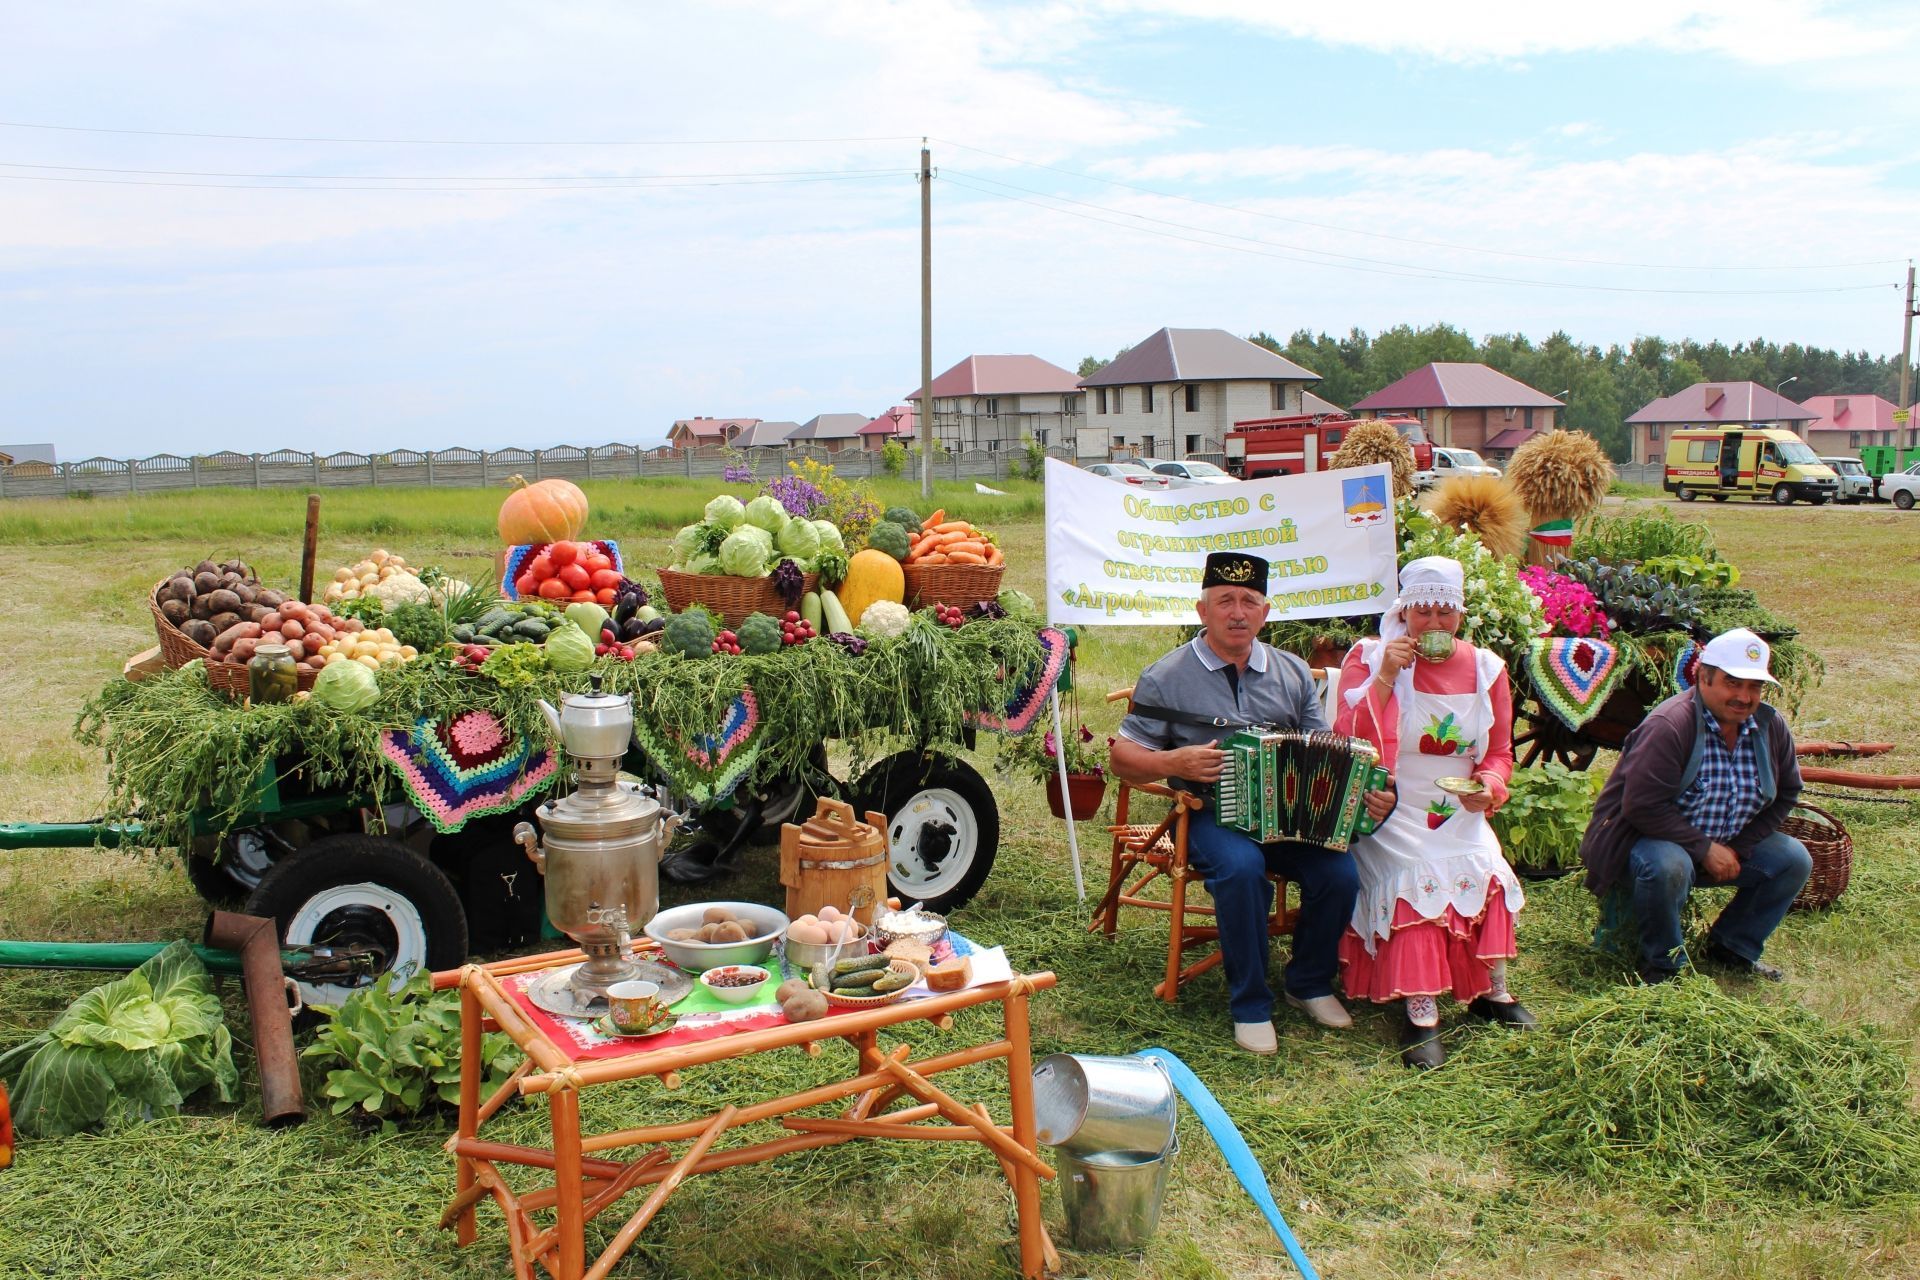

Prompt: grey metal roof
[1077,328,1320,387]
[788,413,868,440]
[736,420,798,447]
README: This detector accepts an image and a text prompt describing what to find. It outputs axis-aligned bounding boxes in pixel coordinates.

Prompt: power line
[934,137,1904,274]
[940,173,1894,297]
[0,160,907,181]
[0,171,905,193]
[0,119,920,147]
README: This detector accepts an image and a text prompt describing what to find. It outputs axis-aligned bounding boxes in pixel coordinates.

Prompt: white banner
[1043,457,1398,627]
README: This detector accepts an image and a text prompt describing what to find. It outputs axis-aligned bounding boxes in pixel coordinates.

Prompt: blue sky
[4,1,1917,459]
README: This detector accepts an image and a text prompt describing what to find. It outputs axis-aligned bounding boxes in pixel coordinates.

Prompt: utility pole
[919,143,934,500]
[1899,263,1917,450]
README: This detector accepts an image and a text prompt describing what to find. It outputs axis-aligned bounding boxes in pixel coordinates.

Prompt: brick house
[905,355,1082,454]
[1349,363,1562,458]
[1624,383,1817,464]
[856,406,916,453]
[667,417,759,448]
[786,413,867,454]
[1796,394,1916,454]
[1076,328,1321,462]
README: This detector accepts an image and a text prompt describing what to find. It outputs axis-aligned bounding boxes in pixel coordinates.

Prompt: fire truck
[1224,414,1433,479]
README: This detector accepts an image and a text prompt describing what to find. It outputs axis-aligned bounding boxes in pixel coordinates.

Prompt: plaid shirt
[1677,699,1763,841]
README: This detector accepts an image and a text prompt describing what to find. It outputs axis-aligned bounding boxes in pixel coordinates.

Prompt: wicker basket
[657,568,818,629]
[902,561,1005,612]
[149,594,211,669]
[1785,802,1853,911]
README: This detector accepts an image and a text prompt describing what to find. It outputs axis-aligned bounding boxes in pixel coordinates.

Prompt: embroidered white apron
[1349,641,1524,953]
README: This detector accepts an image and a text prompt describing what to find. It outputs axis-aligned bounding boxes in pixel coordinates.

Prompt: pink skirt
[1338,894,1519,1004]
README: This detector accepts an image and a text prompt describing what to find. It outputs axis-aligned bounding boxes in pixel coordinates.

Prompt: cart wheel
[852,754,999,914]
[185,820,323,904]
[245,833,467,1008]
[1511,691,1599,771]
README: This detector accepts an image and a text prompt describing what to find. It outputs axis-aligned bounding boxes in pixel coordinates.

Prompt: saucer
[592,1013,680,1041]
[1435,776,1486,796]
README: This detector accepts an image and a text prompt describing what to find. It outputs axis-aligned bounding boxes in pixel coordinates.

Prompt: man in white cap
[1578,627,1812,982]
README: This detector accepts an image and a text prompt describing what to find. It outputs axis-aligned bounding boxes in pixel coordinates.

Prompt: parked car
[1150,460,1237,488]
[1419,447,1501,489]
[1087,461,1171,488]
[1880,461,1920,510]
[1818,456,1875,504]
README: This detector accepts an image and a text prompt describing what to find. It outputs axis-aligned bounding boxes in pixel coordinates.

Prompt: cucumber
[801,591,823,633]
[452,624,475,643]
[834,968,886,988]
[820,589,853,636]
[513,618,552,641]
[833,953,890,976]
[476,609,513,634]
[870,969,913,993]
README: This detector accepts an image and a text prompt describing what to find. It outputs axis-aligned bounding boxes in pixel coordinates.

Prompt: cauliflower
[857,600,912,638]
[365,571,432,607]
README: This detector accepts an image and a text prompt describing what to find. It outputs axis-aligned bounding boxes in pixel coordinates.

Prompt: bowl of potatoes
[644,901,790,973]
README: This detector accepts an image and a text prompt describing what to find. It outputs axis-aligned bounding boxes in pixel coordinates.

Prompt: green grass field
[2,482,1917,1280]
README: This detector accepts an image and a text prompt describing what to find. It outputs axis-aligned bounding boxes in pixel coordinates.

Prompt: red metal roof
[1078,328,1319,386]
[1350,363,1562,411]
[1483,426,1541,450]
[857,406,917,436]
[1626,381,1816,425]
[1797,393,1903,434]
[905,355,1080,401]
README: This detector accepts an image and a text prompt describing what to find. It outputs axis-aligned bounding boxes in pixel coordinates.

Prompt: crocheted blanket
[631,686,763,806]
[973,626,1071,735]
[1524,635,1628,731]
[379,708,558,833]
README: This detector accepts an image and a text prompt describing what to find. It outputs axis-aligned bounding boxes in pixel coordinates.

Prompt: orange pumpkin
[497,475,589,545]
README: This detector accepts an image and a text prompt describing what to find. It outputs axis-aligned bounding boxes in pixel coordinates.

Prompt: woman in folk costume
[1333,556,1534,1069]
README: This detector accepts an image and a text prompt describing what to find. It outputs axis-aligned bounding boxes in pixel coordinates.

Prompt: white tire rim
[885,786,979,901]
[284,881,429,1007]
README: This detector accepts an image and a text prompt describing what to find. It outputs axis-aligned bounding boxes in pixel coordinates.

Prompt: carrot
[984,545,1003,566]
[909,534,937,557]
[932,521,974,535]
[919,552,951,564]
[939,529,978,545]
[920,509,946,530]
[948,550,988,565]
[945,540,987,558]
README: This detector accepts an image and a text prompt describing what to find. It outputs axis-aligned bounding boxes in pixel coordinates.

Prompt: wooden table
[435,947,1061,1280]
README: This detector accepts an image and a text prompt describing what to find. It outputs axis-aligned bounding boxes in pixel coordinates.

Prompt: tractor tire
[246,833,467,1009]
[852,753,999,914]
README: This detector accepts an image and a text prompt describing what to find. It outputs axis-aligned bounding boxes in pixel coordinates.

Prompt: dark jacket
[1580,688,1801,896]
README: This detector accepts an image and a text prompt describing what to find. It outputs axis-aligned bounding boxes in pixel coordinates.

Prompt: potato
[697,922,723,942]
[279,619,305,640]
[711,921,749,943]
[231,637,258,663]
[781,990,829,1023]
[356,654,381,670]
[666,928,700,941]
[775,978,813,1004]
[283,639,306,661]
[701,907,735,925]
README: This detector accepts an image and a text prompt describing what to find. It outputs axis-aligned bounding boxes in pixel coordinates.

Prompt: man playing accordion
[1112,552,1396,1055]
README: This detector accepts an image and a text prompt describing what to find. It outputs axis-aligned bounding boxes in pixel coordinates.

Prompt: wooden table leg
[552,1085,585,1280]
[1003,986,1053,1279]
[585,1104,739,1280]
[455,978,483,1248]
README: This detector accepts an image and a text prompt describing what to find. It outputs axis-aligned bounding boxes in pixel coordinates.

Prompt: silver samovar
[513,677,685,1018]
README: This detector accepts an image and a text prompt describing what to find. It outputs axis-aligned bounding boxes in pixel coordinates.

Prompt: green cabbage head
[719,525,775,576]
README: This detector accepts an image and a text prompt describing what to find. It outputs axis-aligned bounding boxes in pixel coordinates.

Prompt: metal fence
[0,442,1079,500]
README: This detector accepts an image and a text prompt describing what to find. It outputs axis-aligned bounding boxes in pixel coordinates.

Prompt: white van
[1819,456,1874,504]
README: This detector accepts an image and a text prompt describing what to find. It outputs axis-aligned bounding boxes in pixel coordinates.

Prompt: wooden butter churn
[780,797,889,925]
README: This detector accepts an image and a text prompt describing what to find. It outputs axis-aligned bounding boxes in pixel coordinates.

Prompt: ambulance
[1662,426,1840,505]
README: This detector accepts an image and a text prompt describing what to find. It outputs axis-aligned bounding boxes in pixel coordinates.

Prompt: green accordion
[1214,729,1389,850]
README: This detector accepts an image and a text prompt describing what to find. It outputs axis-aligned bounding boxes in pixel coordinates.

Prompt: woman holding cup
[1332,556,1532,1069]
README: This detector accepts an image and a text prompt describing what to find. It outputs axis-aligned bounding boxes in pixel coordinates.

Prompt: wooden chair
[1088,685,1298,1002]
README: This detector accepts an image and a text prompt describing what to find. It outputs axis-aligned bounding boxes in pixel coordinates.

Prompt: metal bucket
[1032,1053,1177,1157]
[1060,1139,1179,1252]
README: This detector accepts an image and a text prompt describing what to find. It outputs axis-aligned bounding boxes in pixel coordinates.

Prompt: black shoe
[1700,941,1786,983]
[1467,996,1538,1028]
[659,843,738,885]
[1638,966,1679,986]
[1399,1015,1445,1069]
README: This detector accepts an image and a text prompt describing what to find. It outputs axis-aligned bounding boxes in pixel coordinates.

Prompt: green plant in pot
[1490,760,1601,880]
[998,693,1109,821]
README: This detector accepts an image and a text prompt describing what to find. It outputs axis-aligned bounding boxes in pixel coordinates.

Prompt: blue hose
[1136,1048,1321,1280]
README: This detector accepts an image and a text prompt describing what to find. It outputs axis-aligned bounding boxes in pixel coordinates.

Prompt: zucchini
[801,591,823,633]
[820,589,853,636]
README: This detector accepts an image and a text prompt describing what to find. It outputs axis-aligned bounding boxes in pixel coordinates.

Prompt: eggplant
[618,616,646,642]
[639,616,666,636]
[613,597,637,625]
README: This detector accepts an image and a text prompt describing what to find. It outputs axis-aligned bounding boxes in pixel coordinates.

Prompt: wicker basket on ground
[657,568,818,629]
[902,562,1005,612]
[1784,803,1853,911]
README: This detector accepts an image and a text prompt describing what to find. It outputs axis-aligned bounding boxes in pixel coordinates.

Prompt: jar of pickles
[248,643,299,704]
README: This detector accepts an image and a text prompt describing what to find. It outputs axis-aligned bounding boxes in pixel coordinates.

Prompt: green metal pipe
[0,940,247,975]
[0,822,146,850]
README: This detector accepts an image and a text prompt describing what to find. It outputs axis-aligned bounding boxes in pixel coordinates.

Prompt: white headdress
[1346,556,1466,708]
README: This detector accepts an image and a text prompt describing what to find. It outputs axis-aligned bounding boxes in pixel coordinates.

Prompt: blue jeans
[1184,806,1361,1022]
[1629,830,1812,975]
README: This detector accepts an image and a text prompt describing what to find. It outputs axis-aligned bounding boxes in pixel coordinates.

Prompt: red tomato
[571,589,594,603]
[514,572,538,598]
[594,587,618,606]
[537,578,569,600]
[584,553,613,574]
[589,568,624,591]
[548,541,580,568]
[558,563,592,591]
[526,552,553,581]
